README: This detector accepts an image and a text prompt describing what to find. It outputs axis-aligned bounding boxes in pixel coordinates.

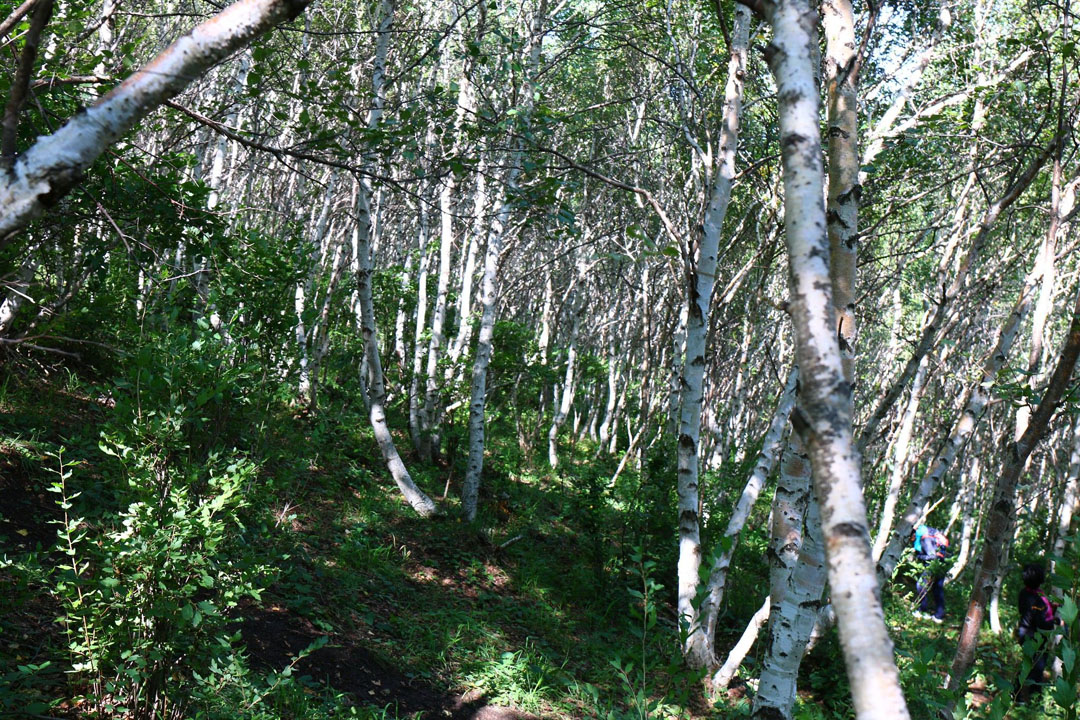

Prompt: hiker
[1014,562,1059,704]
[912,524,948,623]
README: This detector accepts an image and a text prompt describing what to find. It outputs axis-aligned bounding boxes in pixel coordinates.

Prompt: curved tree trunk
[946,283,1080,703]
[678,1,751,668]
[353,0,436,518]
[748,0,911,715]
[699,364,797,659]
[0,0,313,242]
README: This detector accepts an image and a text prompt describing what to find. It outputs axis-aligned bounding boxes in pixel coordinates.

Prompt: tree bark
[699,365,797,663]
[678,0,751,668]
[752,432,827,720]
[748,0,911,715]
[353,0,437,518]
[0,0,312,243]
[463,0,548,521]
[946,283,1080,703]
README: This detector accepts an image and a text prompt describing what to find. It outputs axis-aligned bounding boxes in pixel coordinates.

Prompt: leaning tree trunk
[0,0,313,243]
[698,364,797,661]
[746,0,911,715]
[355,184,437,518]
[713,596,771,690]
[875,204,1058,581]
[353,0,437,518]
[678,0,751,669]
[946,283,1080,702]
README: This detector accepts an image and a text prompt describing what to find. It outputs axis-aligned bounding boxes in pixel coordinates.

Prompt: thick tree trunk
[751,433,827,720]
[823,0,858,383]
[749,0,911,715]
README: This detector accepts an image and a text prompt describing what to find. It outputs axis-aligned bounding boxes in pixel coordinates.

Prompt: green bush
[51,445,269,719]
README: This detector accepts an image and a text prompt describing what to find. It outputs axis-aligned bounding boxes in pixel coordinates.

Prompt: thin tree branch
[0,0,37,40]
[1,0,53,170]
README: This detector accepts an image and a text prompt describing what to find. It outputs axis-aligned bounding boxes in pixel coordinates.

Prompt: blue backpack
[913,525,948,557]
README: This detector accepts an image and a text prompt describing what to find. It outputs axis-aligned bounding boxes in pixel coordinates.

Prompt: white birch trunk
[548,312,580,469]
[354,186,436,517]
[678,2,750,668]
[462,194,512,521]
[461,0,548,522]
[713,596,771,690]
[408,209,432,452]
[752,434,827,719]
[0,0,312,242]
[352,0,436,518]
[0,254,37,336]
[446,162,485,372]
[753,0,910,714]
[597,346,621,454]
[419,168,457,462]
[946,449,981,582]
[1053,418,1080,583]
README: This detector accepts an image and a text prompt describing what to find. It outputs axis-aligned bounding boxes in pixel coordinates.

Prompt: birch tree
[462,0,549,522]
[352,0,438,518]
[0,0,313,242]
[676,1,751,668]
[741,0,911,715]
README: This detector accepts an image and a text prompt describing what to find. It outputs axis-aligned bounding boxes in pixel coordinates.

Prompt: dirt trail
[242,605,539,720]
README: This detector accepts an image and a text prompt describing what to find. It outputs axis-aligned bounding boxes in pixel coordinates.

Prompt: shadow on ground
[242,605,539,719]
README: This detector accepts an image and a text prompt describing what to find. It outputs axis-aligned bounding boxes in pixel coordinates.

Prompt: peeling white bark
[0,0,311,241]
[678,2,751,669]
[755,0,910,715]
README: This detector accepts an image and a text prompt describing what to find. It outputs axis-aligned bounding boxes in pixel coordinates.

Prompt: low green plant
[1049,534,1080,720]
[464,639,555,714]
[50,444,269,719]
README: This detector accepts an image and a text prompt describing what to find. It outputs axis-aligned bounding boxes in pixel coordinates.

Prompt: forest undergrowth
[0,355,1072,720]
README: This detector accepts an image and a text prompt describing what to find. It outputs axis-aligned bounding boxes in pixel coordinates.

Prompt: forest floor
[0,371,1055,719]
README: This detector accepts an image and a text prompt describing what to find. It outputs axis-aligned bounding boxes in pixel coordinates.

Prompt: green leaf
[1063,642,1076,674]
[1060,596,1078,625]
